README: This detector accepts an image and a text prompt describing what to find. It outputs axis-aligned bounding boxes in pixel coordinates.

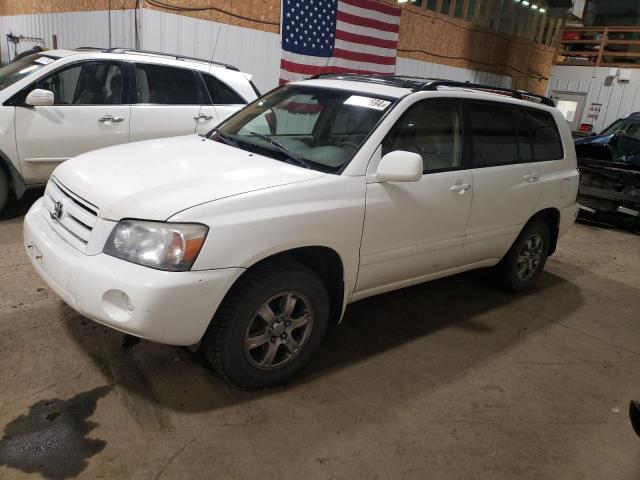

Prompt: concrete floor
[1,191,639,480]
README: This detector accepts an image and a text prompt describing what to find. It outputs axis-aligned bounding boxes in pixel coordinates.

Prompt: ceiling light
[522,0,530,5]
[531,4,538,9]
[539,7,546,12]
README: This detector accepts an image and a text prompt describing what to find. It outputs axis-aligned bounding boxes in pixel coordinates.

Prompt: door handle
[523,173,539,183]
[98,115,124,124]
[450,183,471,194]
[194,114,213,121]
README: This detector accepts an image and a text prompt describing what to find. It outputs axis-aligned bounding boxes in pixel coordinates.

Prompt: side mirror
[25,89,54,107]
[376,151,423,183]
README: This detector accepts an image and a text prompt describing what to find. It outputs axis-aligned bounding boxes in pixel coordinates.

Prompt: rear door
[460,102,542,264]
[14,60,129,184]
[196,72,246,134]
[129,63,203,142]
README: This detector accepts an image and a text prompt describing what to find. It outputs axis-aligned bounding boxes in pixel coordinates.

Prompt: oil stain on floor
[0,385,113,480]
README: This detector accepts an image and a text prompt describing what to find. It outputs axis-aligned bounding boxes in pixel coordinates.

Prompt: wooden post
[436,0,443,13]
[449,0,457,16]
[462,0,470,20]
[529,11,539,40]
[551,18,564,64]
[536,13,547,44]
[52,34,58,49]
[546,17,556,46]
[596,27,607,66]
[473,0,482,22]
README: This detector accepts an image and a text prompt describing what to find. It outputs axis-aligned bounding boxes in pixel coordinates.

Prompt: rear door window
[201,73,245,105]
[134,63,198,104]
[468,102,519,166]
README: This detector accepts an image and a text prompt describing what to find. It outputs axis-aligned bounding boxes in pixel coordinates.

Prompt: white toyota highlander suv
[0,47,259,214]
[24,75,579,388]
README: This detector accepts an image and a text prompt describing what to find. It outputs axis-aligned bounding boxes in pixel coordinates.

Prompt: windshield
[0,54,56,91]
[210,85,395,173]
[601,119,637,136]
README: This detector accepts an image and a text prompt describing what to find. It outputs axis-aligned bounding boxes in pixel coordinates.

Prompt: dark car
[575,113,640,231]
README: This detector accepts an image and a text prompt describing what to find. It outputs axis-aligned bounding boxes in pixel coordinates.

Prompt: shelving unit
[554,26,640,68]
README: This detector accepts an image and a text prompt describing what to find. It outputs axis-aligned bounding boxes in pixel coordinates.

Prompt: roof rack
[74,47,239,71]
[308,73,555,107]
[419,80,555,107]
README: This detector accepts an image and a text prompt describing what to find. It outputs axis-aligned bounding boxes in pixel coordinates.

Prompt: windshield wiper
[249,131,311,169]
[211,128,239,148]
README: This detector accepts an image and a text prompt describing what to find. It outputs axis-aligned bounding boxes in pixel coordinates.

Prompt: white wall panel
[395,56,512,88]
[548,65,640,132]
[2,9,512,94]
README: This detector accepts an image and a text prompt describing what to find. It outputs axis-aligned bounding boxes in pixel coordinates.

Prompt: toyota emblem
[51,201,63,221]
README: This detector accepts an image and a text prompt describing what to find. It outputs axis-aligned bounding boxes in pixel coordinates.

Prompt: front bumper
[23,198,243,345]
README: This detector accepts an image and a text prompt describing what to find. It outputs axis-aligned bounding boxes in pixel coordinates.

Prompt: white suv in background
[0,48,259,214]
[24,75,579,389]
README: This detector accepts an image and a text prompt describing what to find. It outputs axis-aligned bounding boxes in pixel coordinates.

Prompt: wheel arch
[526,207,560,256]
[0,148,26,199]
[222,246,346,325]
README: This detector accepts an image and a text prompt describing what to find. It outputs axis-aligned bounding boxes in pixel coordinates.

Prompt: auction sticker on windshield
[34,57,55,65]
[344,95,391,110]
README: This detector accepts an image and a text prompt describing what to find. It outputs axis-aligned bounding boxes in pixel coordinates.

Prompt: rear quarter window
[202,73,245,105]
[526,109,563,161]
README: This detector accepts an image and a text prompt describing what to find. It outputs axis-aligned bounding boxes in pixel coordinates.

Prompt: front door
[15,61,130,184]
[356,100,473,295]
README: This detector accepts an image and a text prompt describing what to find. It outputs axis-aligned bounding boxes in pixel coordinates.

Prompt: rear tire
[202,261,330,389]
[496,219,550,293]
[0,169,9,216]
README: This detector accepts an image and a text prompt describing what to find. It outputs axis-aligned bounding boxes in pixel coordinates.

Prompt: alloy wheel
[244,292,314,370]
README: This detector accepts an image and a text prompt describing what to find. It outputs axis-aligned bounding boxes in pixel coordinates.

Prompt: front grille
[43,178,99,252]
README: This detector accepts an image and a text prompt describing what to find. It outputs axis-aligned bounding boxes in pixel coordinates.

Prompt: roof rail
[75,47,239,71]
[419,80,555,107]
[307,73,555,107]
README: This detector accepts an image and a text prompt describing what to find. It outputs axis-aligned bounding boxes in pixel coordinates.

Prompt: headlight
[103,220,208,271]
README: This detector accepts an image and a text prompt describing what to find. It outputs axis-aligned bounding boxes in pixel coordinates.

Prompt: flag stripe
[335,20,398,42]
[332,47,396,65]
[336,10,400,34]
[334,29,397,50]
[281,50,396,73]
[339,0,403,17]
[338,1,401,25]
[334,38,396,58]
[281,59,394,77]
[281,50,395,72]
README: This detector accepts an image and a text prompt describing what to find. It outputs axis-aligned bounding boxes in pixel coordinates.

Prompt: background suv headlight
[103,220,208,271]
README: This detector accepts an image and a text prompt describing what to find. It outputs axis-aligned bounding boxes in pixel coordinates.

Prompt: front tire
[202,261,330,389]
[496,219,550,293]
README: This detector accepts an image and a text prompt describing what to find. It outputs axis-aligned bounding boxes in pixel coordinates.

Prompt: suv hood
[53,135,325,220]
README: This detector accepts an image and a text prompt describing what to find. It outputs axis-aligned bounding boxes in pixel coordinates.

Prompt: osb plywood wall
[0,0,553,93]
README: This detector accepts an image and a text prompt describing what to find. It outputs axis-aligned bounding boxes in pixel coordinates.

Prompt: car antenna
[197,24,224,124]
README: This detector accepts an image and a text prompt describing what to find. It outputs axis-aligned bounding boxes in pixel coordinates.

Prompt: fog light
[102,289,134,322]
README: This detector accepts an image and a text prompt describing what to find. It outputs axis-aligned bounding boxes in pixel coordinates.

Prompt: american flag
[279,0,401,84]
